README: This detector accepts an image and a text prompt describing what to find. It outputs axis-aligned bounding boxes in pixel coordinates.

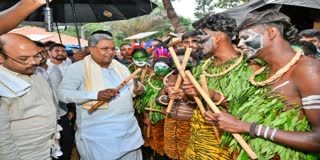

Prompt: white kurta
[58,59,144,160]
[0,66,58,160]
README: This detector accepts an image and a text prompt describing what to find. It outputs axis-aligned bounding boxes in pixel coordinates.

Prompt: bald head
[0,33,41,75]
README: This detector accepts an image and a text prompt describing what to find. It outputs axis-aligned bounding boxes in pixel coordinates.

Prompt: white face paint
[154,62,169,71]
[133,59,147,67]
[239,29,264,58]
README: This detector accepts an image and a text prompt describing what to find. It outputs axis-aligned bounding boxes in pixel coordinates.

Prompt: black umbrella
[223,0,320,31]
[0,0,158,48]
[0,0,157,23]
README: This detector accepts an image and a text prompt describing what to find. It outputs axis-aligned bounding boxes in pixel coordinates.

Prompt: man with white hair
[58,31,145,160]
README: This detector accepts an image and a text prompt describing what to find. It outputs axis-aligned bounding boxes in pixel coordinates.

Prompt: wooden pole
[165,48,192,115]
[88,68,143,113]
[168,47,206,115]
[147,100,153,138]
[200,75,221,144]
[185,71,258,159]
[145,108,165,113]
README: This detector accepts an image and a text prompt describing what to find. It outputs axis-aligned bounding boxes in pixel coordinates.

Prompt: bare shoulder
[293,56,320,78]
[292,56,320,97]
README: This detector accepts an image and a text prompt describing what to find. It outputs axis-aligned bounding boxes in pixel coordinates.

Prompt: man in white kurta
[0,33,59,160]
[58,33,144,160]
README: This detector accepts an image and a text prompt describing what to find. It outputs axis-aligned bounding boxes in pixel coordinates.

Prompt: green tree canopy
[194,0,214,19]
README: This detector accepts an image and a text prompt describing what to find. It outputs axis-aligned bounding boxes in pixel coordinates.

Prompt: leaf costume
[186,56,318,160]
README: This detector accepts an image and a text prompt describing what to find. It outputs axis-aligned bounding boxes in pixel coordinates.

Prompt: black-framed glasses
[3,51,43,65]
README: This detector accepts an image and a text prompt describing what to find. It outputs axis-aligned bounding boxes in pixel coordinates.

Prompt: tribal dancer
[157,49,197,160]
[128,47,152,82]
[204,10,320,159]
[182,13,260,160]
[136,48,172,158]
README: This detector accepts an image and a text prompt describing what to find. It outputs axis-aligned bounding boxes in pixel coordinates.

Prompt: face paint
[239,29,264,58]
[199,35,213,55]
[133,52,148,66]
[154,62,170,77]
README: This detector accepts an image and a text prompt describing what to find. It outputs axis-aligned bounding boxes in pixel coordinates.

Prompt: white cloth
[47,60,70,76]
[46,61,69,117]
[36,66,67,117]
[0,66,59,160]
[0,66,31,97]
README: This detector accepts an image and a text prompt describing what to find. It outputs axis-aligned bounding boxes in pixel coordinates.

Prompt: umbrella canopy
[223,0,320,30]
[0,0,158,24]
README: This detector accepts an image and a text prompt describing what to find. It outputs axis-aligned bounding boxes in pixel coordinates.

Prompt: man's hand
[168,89,187,100]
[31,0,52,6]
[68,111,75,120]
[204,111,250,133]
[181,82,200,97]
[97,89,119,102]
[133,84,145,95]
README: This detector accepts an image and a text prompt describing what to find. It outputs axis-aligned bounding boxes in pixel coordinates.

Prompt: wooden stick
[200,75,221,144]
[168,47,206,115]
[88,68,143,113]
[140,68,147,83]
[165,48,192,115]
[145,108,165,113]
[147,100,153,138]
[185,71,258,159]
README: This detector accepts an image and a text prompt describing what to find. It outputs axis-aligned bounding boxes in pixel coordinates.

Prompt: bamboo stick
[185,70,258,159]
[147,100,153,138]
[88,68,143,113]
[168,47,206,115]
[140,67,147,83]
[165,48,192,115]
[200,75,221,144]
[145,108,165,113]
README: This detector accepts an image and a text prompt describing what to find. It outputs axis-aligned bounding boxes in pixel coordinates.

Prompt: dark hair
[153,39,167,48]
[192,13,237,38]
[237,10,298,43]
[33,41,45,48]
[43,40,56,47]
[175,48,197,61]
[153,57,172,68]
[292,40,318,57]
[132,48,148,57]
[119,43,129,49]
[90,30,113,37]
[48,43,66,51]
[182,30,199,40]
[299,29,320,40]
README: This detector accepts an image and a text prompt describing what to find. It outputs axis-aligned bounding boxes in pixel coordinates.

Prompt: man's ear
[267,27,278,40]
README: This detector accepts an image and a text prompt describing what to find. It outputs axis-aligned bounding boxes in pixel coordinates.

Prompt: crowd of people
[0,0,320,160]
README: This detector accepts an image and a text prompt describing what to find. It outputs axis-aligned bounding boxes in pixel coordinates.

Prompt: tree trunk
[162,0,186,33]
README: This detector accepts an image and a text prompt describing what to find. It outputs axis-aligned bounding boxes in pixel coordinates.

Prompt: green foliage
[194,0,214,19]
[82,23,106,39]
[58,26,77,37]
[214,0,247,9]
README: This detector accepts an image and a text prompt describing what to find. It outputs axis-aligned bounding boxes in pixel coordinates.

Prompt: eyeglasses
[94,46,116,52]
[3,51,43,65]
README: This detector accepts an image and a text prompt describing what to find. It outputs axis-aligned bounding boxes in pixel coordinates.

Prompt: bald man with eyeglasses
[0,33,61,160]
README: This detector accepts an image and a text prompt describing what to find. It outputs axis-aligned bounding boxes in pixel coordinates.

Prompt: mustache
[26,65,38,70]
